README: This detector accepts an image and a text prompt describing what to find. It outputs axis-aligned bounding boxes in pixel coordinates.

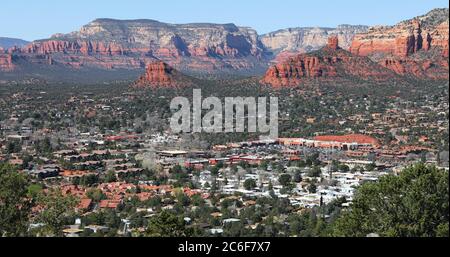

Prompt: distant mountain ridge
[0,8,448,83]
[15,18,266,73]
[0,37,29,49]
[260,24,369,54]
[0,18,367,78]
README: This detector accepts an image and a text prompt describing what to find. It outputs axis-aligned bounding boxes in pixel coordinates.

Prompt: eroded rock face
[327,36,339,50]
[432,20,450,57]
[349,8,449,79]
[261,37,396,87]
[0,52,14,71]
[1,9,447,81]
[133,61,192,88]
[379,55,449,80]
[350,9,448,56]
[260,25,369,54]
[23,40,127,56]
[7,19,268,73]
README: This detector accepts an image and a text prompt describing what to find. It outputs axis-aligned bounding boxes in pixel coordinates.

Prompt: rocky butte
[132,61,192,88]
[261,36,396,87]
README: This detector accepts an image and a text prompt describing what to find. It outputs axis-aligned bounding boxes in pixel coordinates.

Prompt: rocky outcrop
[16,39,148,70]
[133,61,192,88]
[2,22,370,75]
[350,9,449,58]
[260,25,368,54]
[0,53,14,71]
[1,9,447,81]
[431,20,450,57]
[379,56,449,80]
[261,36,396,87]
[23,40,127,56]
[7,19,268,73]
[327,36,339,50]
[349,8,449,79]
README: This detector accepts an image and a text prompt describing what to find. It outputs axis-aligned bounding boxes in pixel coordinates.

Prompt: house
[30,165,60,179]
[77,198,93,212]
[99,199,121,209]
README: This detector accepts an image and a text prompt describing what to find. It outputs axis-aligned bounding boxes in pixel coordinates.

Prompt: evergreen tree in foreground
[332,164,449,237]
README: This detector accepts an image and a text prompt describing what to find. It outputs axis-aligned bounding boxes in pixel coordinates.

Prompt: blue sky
[1,0,448,41]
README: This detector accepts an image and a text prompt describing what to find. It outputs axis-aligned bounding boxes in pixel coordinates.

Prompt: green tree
[6,141,21,154]
[333,164,449,237]
[86,188,106,202]
[146,210,191,237]
[105,170,117,183]
[244,178,257,190]
[293,171,303,183]
[80,174,99,187]
[37,189,79,236]
[365,162,376,171]
[308,183,317,194]
[308,166,322,178]
[27,184,43,198]
[0,163,32,236]
[260,160,269,171]
[176,192,191,207]
[210,166,220,176]
[279,174,292,187]
[339,164,350,173]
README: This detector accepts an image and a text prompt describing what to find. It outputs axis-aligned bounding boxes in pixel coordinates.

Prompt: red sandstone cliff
[349,8,449,79]
[350,18,448,58]
[1,9,447,82]
[0,53,14,71]
[3,19,268,74]
[261,36,396,87]
[23,40,127,56]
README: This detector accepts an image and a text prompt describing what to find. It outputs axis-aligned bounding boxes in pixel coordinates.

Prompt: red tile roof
[78,198,92,210]
[314,134,380,147]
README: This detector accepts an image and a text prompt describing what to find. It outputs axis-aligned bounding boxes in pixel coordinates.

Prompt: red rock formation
[23,40,126,56]
[261,37,395,87]
[0,53,15,71]
[350,9,449,79]
[432,21,450,57]
[380,59,407,75]
[442,44,449,58]
[327,36,339,50]
[133,61,192,88]
[0,19,268,74]
[350,23,426,58]
[379,57,449,80]
[351,19,448,58]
